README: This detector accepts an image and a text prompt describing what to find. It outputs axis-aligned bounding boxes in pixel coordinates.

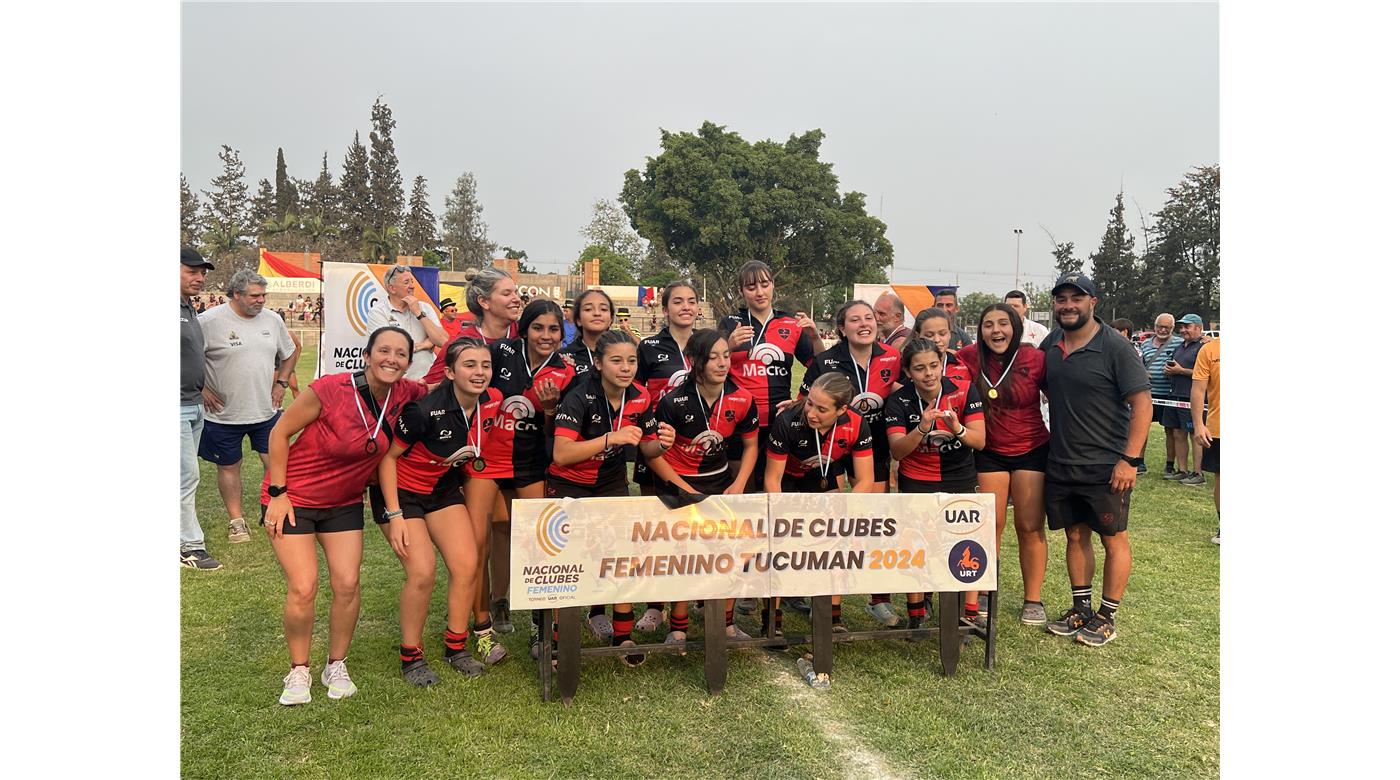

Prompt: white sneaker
[635,607,665,632]
[228,518,251,543]
[320,659,358,700]
[279,665,312,706]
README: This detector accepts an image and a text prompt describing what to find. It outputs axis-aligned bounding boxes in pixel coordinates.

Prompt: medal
[472,458,486,472]
[980,349,1016,403]
[987,388,998,400]
[351,373,393,455]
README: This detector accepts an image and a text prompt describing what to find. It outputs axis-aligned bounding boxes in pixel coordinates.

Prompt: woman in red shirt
[956,304,1051,627]
[261,327,427,706]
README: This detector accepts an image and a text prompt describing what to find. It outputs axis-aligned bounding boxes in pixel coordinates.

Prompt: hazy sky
[182,2,1218,296]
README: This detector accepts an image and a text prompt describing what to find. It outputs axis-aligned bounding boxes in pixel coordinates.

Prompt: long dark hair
[683,328,725,386]
[974,303,1025,428]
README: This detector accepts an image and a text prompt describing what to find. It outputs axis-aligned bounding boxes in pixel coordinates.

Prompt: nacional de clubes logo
[535,501,571,557]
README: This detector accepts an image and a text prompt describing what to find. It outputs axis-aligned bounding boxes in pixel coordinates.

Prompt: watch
[415,311,426,320]
[382,508,404,521]
[267,484,288,497]
[275,379,289,388]
[1121,455,1145,467]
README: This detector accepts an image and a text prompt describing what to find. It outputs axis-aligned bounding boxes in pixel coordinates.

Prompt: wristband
[267,484,288,498]
[917,422,932,435]
[954,426,966,438]
[275,379,289,388]
[382,509,404,521]
[415,312,426,320]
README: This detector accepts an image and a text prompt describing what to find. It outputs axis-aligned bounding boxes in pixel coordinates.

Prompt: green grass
[182,348,1219,778]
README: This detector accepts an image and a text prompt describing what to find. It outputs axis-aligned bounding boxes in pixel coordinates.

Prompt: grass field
[182,346,1220,778]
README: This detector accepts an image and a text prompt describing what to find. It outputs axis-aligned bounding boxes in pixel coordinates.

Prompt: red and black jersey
[654,378,759,477]
[479,339,577,481]
[637,327,693,404]
[392,384,503,493]
[767,407,873,479]
[424,321,520,386]
[560,335,599,386]
[884,378,984,483]
[262,373,427,508]
[549,376,658,488]
[956,343,1048,456]
[799,340,902,460]
[719,308,817,427]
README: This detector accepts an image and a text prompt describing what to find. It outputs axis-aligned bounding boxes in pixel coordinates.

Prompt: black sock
[399,645,424,669]
[831,603,843,624]
[473,617,494,635]
[611,608,634,645]
[1071,584,1093,613]
[646,602,663,612]
[1098,596,1120,622]
[589,605,605,618]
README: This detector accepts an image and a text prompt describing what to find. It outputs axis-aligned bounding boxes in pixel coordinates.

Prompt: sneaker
[831,621,848,634]
[320,659,358,700]
[447,651,485,677]
[619,639,645,668]
[864,601,900,627]
[1180,471,1206,486]
[1164,469,1187,481]
[1020,601,1048,626]
[475,630,508,666]
[906,615,928,641]
[180,549,222,570]
[664,630,687,655]
[401,658,440,687]
[587,612,614,642]
[1046,607,1094,637]
[635,607,665,632]
[1212,529,1221,545]
[490,600,514,634]
[1075,614,1118,647]
[1162,465,1178,479]
[783,597,811,616]
[736,598,758,615]
[725,624,752,641]
[279,665,312,705]
[228,518,251,543]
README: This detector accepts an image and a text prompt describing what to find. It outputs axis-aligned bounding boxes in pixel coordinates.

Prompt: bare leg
[425,504,480,634]
[1164,424,1177,468]
[1064,523,1095,590]
[973,472,1010,611]
[465,478,500,626]
[318,530,364,661]
[380,519,436,648]
[269,532,319,666]
[489,490,512,605]
[1010,470,1048,603]
[1099,531,1132,602]
[216,461,244,521]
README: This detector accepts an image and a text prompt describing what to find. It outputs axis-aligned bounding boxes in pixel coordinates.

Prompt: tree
[959,292,1001,329]
[577,245,637,285]
[274,147,298,218]
[361,224,401,263]
[1143,165,1220,324]
[339,131,372,249]
[257,212,300,245]
[180,174,202,246]
[248,178,277,234]
[199,145,250,260]
[1052,241,1081,279]
[441,171,496,269]
[368,98,404,240]
[307,152,340,224]
[621,122,893,317]
[402,175,437,255]
[636,244,686,288]
[579,198,647,277]
[500,246,538,274]
[1089,192,1139,320]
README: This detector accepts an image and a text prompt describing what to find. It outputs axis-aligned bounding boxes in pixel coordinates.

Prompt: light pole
[1013,228,1023,289]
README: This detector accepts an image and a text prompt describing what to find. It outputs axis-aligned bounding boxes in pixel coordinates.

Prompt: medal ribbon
[980,349,1017,399]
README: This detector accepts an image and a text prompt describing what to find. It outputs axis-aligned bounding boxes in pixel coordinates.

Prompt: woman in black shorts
[647,328,762,646]
[955,304,1051,626]
[763,372,876,634]
[885,337,986,630]
[262,327,427,705]
[378,337,505,684]
[547,330,676,666]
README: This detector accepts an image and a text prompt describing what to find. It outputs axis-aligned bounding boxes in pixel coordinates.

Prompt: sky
[181,1,1218,296]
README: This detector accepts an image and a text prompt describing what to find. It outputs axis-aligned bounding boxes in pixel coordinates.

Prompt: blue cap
[1179,313,1203,326]
[1052,272,1097,297]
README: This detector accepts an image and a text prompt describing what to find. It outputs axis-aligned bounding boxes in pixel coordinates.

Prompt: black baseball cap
[181,246,214,270]
[1051,272,1097,297]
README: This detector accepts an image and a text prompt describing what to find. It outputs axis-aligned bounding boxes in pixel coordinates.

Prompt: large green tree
[180,174,201,246]
[1089,192,1138,320]
[199,145,250,260]
[577,244,638,285]
[248,178,277,234]
[579,198,647,275]
[1142,165,1220,324]
[441,171,496,269]
[621,122,893,317]
[1051,240,1081,279]
[339,131,372,250]
[307,152,340,225]
[403,175,437,255]
[368,98,404,241]
[274,147,298,218]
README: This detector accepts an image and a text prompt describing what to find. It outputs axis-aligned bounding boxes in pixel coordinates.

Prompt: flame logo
[535,502,571,556]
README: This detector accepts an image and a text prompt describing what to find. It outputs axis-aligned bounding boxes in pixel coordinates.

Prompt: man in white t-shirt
[1004,289,1050,346]
[199,269,299,543]
[364,264,446,380]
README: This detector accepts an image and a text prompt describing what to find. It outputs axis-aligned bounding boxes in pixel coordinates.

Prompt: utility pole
[1013,228,1024,289]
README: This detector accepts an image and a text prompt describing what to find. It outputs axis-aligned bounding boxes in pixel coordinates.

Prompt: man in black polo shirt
[1040,273,1151,647]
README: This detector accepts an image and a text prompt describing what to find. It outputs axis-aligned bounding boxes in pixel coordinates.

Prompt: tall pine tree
[1088,192,1138,320]
[308,152,340,223]
[441,171,496,269]
[249,179,277,235]
[1052,241,1081,278]
[403,175,437,255]
[339,131,372,250]
[274,147,298,218]
[200,145,250,259]
[180,174,202,246]
[1144,165,1220,323]
[368,98,404,239]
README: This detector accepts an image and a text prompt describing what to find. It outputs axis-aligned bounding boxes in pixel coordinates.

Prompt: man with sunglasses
[365,264,447,380]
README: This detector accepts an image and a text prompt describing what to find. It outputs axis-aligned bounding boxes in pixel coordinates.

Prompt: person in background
[365,265,448,381]
[1004,290,1050,346]
[425,267,521,386]
[933,289,973,350]
[180,247,221,570]
[439,297,464,342]
[1163,314,1208,486]
[874,291,912,352]
[616,307,642,341]
[1141,313,1184,479]
[1190,338,1221,544]
[561,299,578,346]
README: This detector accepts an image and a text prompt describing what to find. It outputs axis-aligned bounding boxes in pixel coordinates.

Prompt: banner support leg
[703,599,727,695]
[536,610,552,702]
[985,586,998,670]
[938,591,961,677]
[812,596,833,678]
[558,607,581,704]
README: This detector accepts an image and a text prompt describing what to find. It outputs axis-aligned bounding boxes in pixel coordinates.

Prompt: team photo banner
[510,492,997,609]
[320,261,441,375]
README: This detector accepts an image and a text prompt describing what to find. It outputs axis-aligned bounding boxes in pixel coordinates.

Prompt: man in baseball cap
[1163,313,1208,485]
[181,247,221,570]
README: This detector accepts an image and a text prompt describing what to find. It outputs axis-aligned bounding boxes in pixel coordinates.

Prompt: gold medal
[987,388,998,400]
[472,458,487,472]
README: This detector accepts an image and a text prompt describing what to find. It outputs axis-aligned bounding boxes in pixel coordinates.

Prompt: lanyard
[915,385,945,439]
[980,349,1017,400]
[351,375,393,453]
[522,339,555,382]
[603,387,627,436]
[748,310,773,346]
[458,395,483,453]
[697,385,724,432]
[812,418,839,479]
[849,349,871,395]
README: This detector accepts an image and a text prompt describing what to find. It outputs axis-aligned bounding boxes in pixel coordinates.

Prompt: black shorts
[675,468,734,496]
[781,470,841,493]
[898,474,977,494]
[495,474,545,492]
[1045,463,1131,536]
[546,472,630,499]
[975,442,1049,474]
[1202,439,1219,474]
[1151,393,1169,424]
[398,480,466,519]
[260,502,364,535]
[1160,398,1193,430]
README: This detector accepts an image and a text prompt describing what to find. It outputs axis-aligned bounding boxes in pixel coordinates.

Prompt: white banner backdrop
[853,283,913,329]
[320,262,441,376]
[510,492,996,609]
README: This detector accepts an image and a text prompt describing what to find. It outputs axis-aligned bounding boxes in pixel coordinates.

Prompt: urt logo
[535,502,571,556]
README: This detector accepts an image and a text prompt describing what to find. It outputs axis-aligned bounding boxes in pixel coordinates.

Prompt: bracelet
[954,426,966,438]
[415,311,426,320]
[383,509,404,520]
[275,379,289,388]
[917,422,932,435]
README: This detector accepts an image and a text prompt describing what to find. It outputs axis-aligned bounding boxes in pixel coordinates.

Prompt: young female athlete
[884,337,986,631]
[764,372,876,635]
[470,299,577,652]
[956,304,1051,626]
[914,307,973,388]
[261,327,427,705]
[647,328,761,646]
[377,337,505,685]
[794,300,903,627]
[548,330,676,666]
[560,288,619,384]
[424,267,521,386]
